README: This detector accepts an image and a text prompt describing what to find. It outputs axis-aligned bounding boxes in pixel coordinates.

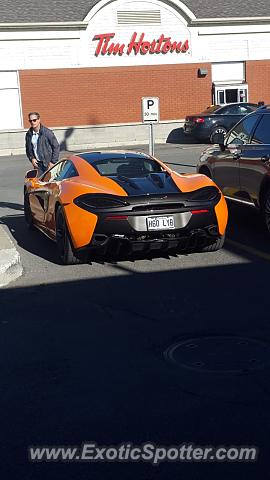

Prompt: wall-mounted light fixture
[198,68,208,77]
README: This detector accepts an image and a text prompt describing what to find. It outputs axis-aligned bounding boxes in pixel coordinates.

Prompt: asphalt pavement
[1,142,270,480]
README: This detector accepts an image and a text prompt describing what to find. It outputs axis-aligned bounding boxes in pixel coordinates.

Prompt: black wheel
[210,126,227,143]
[24,192,34,229]
[201,234,225,252]
[55,207,81,265]
[263,189,270,235]
[199,166,212,179]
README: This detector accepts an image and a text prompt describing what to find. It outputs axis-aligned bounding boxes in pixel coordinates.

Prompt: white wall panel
[0,71,18,88]
[193,34,249,63]
[0,39,80,70]
[248,33,270,60]
[212,62,245,82]
[195,32,270,63]
[0,88,22,129]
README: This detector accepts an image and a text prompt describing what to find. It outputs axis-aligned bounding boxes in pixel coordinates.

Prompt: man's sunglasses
[29,118,39,123]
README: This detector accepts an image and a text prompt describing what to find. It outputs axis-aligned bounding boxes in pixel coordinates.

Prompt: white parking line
[180,145,207,150]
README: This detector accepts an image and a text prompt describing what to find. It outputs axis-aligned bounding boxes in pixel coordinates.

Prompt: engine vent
[117,10,161,25]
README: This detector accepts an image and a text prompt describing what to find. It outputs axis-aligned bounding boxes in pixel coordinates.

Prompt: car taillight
[194,117,205,124]
[105,215,128,220]
[74,194,129,210]
[191,209,209,214]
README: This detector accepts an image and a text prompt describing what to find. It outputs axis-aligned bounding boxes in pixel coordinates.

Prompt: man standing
[25,112,60,175]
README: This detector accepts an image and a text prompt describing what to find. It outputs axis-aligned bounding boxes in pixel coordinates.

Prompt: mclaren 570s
[24,150,228,264]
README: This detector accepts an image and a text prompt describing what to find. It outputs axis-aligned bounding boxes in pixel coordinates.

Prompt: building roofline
[1,13,270,31]
[191,16,270,26]
[0,21,88,31]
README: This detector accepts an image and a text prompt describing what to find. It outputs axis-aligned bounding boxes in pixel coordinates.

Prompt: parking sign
[142,97,160,123]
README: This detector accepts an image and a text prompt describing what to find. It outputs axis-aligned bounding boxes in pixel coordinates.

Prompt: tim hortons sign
[93,32,189,56]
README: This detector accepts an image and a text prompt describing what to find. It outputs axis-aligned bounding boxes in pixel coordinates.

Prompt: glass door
[216,89,225,105]
[238,88,248,102]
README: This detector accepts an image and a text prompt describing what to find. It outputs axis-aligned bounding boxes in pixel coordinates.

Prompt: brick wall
[246,60,270,104]
[19,63,212,128]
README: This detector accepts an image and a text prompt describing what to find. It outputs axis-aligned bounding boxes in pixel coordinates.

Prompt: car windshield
[91,156,163,178]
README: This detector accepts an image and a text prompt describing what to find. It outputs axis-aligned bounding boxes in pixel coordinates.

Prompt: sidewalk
[0,223,22,287]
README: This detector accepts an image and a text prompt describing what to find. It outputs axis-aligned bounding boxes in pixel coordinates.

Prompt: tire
[201,234,225,252]
[263,189,270,235]
[55,207,81,265]
[199,166,212,179]
[24,192,34,229]
[209,126,227,143]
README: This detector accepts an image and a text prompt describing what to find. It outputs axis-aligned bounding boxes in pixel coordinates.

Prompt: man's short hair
[28,112,40,119]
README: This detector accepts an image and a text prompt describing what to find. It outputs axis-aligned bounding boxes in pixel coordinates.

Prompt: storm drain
[164,336,270,374]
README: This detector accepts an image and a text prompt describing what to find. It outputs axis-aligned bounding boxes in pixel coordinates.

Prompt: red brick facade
[19,63,212,128]
[246,60,270,105]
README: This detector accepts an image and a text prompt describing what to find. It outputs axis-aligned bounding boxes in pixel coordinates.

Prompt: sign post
[142,97,160,156]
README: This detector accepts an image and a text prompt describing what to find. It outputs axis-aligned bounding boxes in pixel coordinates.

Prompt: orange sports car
[24,150,228,264]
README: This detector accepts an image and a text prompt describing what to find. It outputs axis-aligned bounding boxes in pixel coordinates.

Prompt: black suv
[197,105,270,233]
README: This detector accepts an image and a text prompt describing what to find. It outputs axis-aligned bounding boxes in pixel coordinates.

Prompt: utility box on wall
[198,68,208,77]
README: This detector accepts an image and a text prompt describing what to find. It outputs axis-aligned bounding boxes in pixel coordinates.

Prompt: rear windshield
[91,156,163,177]
[201,105,221,114]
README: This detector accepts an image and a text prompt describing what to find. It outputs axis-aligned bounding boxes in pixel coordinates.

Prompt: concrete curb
[0,224,23,287]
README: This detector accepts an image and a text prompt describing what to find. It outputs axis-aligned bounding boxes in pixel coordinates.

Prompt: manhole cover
[165,336,270,374]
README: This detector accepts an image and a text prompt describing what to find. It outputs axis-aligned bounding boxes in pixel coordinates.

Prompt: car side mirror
[228,144,243,156]
[25,169,38,179]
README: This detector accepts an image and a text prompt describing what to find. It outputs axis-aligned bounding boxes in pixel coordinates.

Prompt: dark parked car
[184,102,258,143]
[196,105,270,234]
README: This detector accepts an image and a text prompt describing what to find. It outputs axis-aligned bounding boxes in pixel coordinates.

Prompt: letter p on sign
[142,97,160,123]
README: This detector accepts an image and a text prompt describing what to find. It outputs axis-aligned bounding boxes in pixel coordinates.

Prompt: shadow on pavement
[225,200,270,256]
[2,213,59,263]
[166,127,201,145]
[0,201,24,212]
[1,198,270,479]
[0,255,268,479]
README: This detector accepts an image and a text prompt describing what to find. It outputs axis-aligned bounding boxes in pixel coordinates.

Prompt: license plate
[147,216,175,230]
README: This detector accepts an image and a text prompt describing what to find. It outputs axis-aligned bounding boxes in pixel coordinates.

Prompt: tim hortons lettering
[93,32,189,56]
